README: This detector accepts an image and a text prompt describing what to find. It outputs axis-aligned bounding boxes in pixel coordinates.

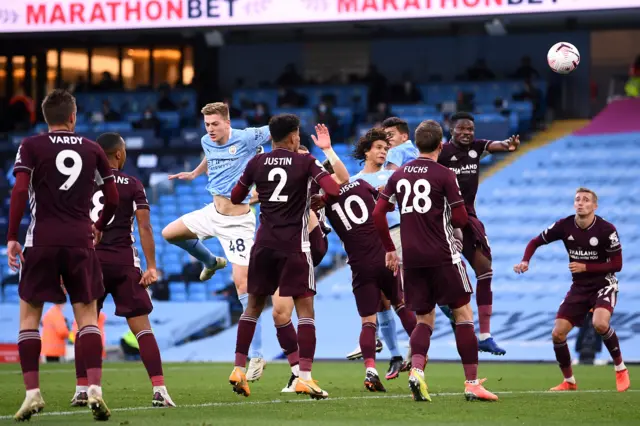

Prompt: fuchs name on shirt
[265,157,292,166]
[339,180,360,195]
[404,166,429,174]
[49,135,83,144]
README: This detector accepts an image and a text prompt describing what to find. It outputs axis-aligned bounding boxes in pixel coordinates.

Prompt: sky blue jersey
[386,140,419,168]
[202,126,270,203]
[350,169,400,229]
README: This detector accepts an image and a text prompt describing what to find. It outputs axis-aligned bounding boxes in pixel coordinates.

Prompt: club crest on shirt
[590,237,599,246]
[228,145,238,155]
[468,150,478,159]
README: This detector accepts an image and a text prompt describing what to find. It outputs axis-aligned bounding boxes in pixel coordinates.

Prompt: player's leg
[161,210,225,280]
[71,337,89,407]
[592,306,630,392]
[550,318,577,390]
[353,282,386,392]
[127,315,176,406]
[408,309,435,402]
[272,289,299,391]
[234,263,265,379]
[15,299,46,421]
[377,294,403,375]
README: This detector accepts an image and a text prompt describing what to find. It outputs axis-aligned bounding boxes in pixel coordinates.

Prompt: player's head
[574,187,598,217]
[353,128,389,167]
[415,120,444,155]
[42,89,77,131]
[382,117,410,148]
[269,114,301,151]
[450,112,475,146]
[298,145,309,154]
[201,102,231,143]
[96,132,126,169]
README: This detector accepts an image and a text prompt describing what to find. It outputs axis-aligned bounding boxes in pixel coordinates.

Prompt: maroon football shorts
[556,280,618,327]
[98,263,153,318]
[309,226,328,267]
[248,245,315,298]
[352,262,399,318]
[403,261,473,315]
[462,215,492,262]
[19,246,104,305]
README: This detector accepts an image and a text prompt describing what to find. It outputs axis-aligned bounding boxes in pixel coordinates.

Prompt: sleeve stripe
[238,179,249,187]
[312,171,328,182]
[605,248,622,252]
[14,166,33,172]
[102,174,115,181]
[540,232,548,243]
[449,200,464,206]
[379,192,391,201]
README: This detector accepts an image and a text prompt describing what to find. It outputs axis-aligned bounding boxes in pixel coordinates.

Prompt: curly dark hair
[352,127,389,163]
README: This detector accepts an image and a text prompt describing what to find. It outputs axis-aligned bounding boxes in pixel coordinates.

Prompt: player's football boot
[152,386,177,407]
[14,390,45,422]
[365,371,387,392]
[229,367,251,397]
[88,385,111,421]
[385,356,404,380]
[281,373,299,393]
[246,357,267,382]
[295,378,329,400]
[200,256,228,281]
[346,339,384,361]
[464,379,499,401]
[408,368,431,402]
[70,390,88,407]
[478,337,507,356]
[549,380,578,391]
[616,369,630,392]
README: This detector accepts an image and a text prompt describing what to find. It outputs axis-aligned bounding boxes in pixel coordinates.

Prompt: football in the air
[547,42,580,74]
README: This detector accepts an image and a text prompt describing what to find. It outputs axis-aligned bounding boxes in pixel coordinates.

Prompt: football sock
[360,322,377,370]
[298,318,316,378]
[275,320,299,368]
[553,340,574,380]
[410,323,433,372]
[239,294,263,359]
[136,329,165,386]
[173,239,217,268]
[377,309,401,358]
[394,304,417,336]
[18,329,41,391]
[234,314,258,368]
[476,271,493,335]
[79,326,103,387]
[600,327,623,366]
[455,321,479,381]
[74,338,88,386]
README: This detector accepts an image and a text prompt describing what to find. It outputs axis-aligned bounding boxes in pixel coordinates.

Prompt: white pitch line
[0,389,638,421]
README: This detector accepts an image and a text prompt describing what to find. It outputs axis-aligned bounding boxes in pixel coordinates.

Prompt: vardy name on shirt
[49,135,83,144]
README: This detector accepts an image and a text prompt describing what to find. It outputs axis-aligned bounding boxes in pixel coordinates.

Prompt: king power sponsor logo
[0,0,638,33]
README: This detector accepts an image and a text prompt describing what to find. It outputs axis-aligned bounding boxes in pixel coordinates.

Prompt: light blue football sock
[173,239,217,268]
[239,293,263,359]
[378,309,401,358]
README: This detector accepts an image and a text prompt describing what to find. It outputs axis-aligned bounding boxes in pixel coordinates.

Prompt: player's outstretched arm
[231,182,251,204]
[317,174,340,197]
[450,204,469,229]
[6,171,30,270]
[311,124,350,184]
[514,235,545,274]
[136,208,157,287]
[168,157,207,181]
[487,135,520,153]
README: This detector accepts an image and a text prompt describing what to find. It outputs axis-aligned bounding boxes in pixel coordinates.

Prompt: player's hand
[310,194,326,211]
[385,251,400,276]
[140,268,158,287]
[568,262,587,273]
[513,261,529,274]
[311,124,332,150]
[7,240,24,272]
[92,224,103,247]
[506,135,520,151]
[168,171,195,181]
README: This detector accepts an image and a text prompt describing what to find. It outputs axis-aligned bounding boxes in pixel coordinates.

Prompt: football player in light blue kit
[382,117,419,171]
[345,127,418,381]
[162,102,270,380]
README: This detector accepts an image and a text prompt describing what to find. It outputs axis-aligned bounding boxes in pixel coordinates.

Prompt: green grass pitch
[1,362,639,425]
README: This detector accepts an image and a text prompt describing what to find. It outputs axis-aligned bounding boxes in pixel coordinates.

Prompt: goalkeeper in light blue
[162,102,270,381]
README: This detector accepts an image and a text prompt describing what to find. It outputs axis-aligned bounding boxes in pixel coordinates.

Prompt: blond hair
[576,187,598,203]
[200,102,230,119]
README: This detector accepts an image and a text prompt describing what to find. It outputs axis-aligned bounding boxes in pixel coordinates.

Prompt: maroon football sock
[234,314,258,368]
[476,271,493,335]
[298,318,316,374]
[553,340,573,379]
[455,322,479,381]
[79,326,103,387]
[18,329,41,390]
[395,305,417,336]
[600,327,623,366]
[276,320,299,367]
[74,337,88,386]
[410,323,433,371]
[136,330,164,386]
[360,322,377,369]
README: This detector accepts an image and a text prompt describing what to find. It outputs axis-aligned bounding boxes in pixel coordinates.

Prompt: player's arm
[94,151,119,232]
[7,171,30,270]
[487,135,520,153]
[514,223,559,274]
[249,187,260,205]
[230,157,256,204]
[134,183,157,286]
[311,124,350,184]
[169,156,207,181]
[444,172,468,229]
[308,154,340,197]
